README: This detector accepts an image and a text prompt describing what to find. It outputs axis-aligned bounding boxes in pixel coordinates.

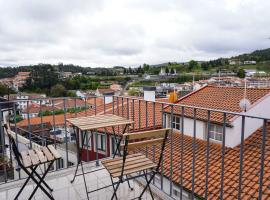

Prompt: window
[111,137,119,156]
[172,116,181,130]
[208,124,223,143]
[97,134,106,151]
[83,131,91,149]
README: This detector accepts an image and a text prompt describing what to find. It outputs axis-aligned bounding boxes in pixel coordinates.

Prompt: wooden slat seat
[102,153,157,178]
[19,146,61,168]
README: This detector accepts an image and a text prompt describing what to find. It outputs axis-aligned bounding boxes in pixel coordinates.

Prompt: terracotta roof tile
[164,85,270,124]
[145,122,270,199]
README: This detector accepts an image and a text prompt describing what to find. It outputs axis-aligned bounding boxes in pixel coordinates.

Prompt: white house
[164,85,270,148]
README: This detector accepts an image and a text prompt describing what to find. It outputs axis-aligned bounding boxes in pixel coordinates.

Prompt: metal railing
[0,95,269,200]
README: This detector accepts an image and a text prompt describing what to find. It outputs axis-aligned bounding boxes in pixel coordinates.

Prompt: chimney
[104,92,114,104]
[143,86,156,102]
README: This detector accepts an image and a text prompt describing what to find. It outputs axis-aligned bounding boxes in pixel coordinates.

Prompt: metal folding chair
[4,124,61,200]
[102,128,170,200]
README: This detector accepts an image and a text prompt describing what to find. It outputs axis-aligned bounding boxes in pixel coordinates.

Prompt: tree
[143,64,150,72]
[165,67,169,75]
[170,68,175,74]
[0,84,9,97]
[50,84,67,97]
[128,88,140,96]
[188,60,200,71]
[237,68,246,78]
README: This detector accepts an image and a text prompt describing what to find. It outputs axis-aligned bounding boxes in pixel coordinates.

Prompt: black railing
[0,95,269,200]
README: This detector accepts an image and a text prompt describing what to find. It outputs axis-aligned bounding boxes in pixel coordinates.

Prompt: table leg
[71,128,87,183]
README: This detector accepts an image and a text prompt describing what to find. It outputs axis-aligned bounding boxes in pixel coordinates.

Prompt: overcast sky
[0,0,269,67]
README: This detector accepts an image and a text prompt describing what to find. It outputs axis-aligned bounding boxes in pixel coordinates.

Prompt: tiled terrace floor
[0,163,162,200]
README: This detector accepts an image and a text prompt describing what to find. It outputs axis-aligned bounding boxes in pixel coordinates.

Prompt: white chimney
[104,92,114,104]
[143,86,156,102]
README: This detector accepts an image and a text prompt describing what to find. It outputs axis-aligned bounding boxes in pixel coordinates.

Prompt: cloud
[0,0,270,67]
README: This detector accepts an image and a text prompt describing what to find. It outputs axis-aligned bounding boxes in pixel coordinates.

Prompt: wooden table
[67,114,133,200]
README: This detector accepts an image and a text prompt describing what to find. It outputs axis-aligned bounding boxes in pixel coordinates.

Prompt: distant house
[244,69,266,77]
[7,93,48,110]
[164,85,270,148]
[60,72,73,79]
[229,59,242,65]
[244,60,256,65]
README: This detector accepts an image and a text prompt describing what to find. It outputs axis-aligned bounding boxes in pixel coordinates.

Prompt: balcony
[0,94,270,200]
[0,161,158,200]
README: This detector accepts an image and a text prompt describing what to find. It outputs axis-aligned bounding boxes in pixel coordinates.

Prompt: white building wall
[165,94,270,148]
[165,114,206,139]
[228,94,270,148]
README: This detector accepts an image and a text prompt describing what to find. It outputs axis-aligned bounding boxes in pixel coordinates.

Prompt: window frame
[172,116,181,130]
[208,124,223,143]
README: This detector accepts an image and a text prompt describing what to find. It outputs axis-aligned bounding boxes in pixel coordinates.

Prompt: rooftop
[164,85,270,123]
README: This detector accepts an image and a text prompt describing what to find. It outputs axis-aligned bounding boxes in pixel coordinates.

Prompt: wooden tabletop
[66,114,133,131]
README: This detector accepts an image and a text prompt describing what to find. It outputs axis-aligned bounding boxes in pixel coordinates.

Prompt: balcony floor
[0,162,159,200]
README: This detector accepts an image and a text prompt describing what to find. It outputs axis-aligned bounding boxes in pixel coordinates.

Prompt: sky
[0,0,270,67]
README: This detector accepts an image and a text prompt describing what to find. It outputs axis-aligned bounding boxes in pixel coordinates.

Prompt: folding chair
[102,128,170,200]
[3,124,61,200]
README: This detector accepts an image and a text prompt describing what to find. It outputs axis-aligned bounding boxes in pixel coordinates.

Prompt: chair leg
[139,171,156,199]
[14,166,38,200]
[80,161,89,200]
[32,168,53,191]
[21,166,54,200]
[143,170,154,200]
[28,162,54,200]
[111,177,121,200]
[70,160,80,183]
[126,175,134,190]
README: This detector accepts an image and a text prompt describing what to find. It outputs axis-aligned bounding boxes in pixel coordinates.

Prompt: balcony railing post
[145,101,148,128]
[180,106,185,200]
[127,98,129,119]
[117,96,119,116]
[121,97,124,116]
[220,113,227,199]
[52,99,56,148]
[84,96,87,117]
[191,108,197,200]
[138,100,141,130]
[153,102,156,129]
[0,104,7,182]
[237,116,245,200]
[204,110,211,199]
[26,101,32,149]
[94,96,97,115]
[132,99,135,130]
[74,98,77,118]
[258,119,267,200]
[103,96,106,114]
[95,131,99,166]
[112,96,115,115]
[39,100,44,146]
[63,99,69,168]
[169,105,174,196]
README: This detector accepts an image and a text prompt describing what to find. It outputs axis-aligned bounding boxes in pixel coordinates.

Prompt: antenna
[239,77,251,112]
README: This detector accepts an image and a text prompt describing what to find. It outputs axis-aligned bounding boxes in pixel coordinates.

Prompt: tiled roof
[147,122,270,199]
[21,103,55,114]
[164,85,270,124]
[53,98,87,109]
